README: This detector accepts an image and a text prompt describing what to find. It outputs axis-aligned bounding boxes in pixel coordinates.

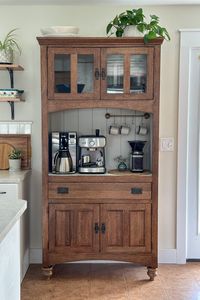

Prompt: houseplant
[106,8,170,43]
[0,29,21,64]
[8,148,22,171]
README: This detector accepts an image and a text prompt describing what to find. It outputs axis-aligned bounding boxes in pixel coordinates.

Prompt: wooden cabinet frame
[37,37,163,281]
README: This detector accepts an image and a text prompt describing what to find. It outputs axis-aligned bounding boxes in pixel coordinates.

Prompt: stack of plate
[40,26,79,37]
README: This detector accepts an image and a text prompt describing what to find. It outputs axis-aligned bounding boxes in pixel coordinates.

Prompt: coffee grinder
[128,140,146,172]
[78,129,106,174]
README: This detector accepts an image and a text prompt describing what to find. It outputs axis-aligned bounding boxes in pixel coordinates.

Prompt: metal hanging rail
[105,112,150,119]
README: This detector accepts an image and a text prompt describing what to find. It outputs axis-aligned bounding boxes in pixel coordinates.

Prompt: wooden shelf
[0,64,24,71]
[0,97,25,102]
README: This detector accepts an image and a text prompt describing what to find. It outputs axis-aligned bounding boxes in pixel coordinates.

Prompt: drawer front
[48,183,151,200]
[0,184,18,201]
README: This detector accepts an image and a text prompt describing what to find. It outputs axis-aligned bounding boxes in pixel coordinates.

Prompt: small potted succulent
[114,155,128,171]
[8,148,22,171]
[106,8,170,43]
[0,29,21,64]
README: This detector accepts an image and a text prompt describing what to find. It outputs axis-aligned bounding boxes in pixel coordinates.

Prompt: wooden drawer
[48,182,151,200]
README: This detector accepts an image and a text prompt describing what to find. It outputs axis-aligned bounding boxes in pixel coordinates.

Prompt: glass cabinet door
[48,48,100,100]
[101,48,154,100]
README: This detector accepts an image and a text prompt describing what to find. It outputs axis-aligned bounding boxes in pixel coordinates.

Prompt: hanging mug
[137,125,148,136]
[120,125,130,135]
[109,125,120,135]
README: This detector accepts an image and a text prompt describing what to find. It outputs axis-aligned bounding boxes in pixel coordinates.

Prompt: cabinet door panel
[48,48,100,100]
[49,203,99,253]
[101,48,154,100]
[101,203,151,253]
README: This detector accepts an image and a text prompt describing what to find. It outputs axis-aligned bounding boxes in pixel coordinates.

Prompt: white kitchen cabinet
[0,170,30,282]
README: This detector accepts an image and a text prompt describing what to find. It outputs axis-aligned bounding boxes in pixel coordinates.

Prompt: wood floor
[21,263,200,300]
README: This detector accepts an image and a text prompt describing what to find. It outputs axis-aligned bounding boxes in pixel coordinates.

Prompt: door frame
[177,29,200,263]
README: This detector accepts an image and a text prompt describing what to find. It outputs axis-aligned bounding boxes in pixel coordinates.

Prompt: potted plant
[106,8,170,43]
[8,148,22,171]
[0,29,21,64]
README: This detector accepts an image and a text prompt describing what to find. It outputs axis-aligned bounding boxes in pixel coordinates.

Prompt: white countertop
[0,199,27,242]
[0,170,31,183]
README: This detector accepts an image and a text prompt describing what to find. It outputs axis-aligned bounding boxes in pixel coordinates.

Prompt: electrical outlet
[160,137,174,152]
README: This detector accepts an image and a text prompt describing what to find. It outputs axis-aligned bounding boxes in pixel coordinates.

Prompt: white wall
[0,4,200,261]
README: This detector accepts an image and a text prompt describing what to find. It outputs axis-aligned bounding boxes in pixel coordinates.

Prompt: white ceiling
[0,0,200,5]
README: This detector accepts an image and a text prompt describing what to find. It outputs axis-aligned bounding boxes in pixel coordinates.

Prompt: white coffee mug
[109,125,119,135]
[137,125,148,136]
[120,125,130,135]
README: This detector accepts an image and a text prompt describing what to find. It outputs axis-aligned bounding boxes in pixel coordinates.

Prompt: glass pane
[54,54,71,93]
[130,54,147,94]
[107,55,124,94]
[78,54,94,93]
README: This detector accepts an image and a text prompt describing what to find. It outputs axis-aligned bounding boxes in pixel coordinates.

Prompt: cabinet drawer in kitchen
[0,184,18,201]
[48,183,151,200]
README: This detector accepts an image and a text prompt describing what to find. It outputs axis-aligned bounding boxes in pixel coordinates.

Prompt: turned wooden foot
[147,267,157,281]
[42,265,54,279]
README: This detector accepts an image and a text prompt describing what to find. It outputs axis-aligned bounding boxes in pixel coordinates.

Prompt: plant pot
[9,158,21,171]
[123,26,143,37]
[0,49,13,64]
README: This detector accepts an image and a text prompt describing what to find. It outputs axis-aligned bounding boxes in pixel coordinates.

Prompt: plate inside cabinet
[0,143,15,170]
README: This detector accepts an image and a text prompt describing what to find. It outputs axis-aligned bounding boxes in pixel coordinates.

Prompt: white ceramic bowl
[41,26,79,35]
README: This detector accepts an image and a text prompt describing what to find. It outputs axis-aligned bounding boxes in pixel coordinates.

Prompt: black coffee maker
[128,140,146,172]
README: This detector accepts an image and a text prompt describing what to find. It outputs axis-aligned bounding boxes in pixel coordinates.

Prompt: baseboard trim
[158,249,177,263]
[30,248,42,264]
[30,248,178,264]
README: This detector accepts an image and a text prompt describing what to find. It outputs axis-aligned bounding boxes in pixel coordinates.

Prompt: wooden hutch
[37,37,163,280]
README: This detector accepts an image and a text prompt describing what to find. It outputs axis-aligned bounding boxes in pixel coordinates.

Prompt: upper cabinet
[48,48,100,100]
[47,45,154,101]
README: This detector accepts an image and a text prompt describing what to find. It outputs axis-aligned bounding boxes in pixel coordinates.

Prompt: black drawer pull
[94,223,100,234]
[0,191,6,194]
[131,188,142,194]
[57,187,69,194]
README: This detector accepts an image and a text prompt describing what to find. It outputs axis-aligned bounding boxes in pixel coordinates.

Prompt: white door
[187,48,200,259]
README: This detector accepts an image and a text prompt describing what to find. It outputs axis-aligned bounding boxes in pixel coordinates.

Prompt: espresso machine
[128,140,146,172]
[78,129,106,174]
[49,131,77,173]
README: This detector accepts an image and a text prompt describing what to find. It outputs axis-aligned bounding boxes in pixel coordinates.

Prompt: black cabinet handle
[95,68,100,80]
[131,187,143,194]
[101,223,106,234]
[0,191,6,194]
[57,187,69,194]
[101,68,106,80]
[94,223,99,234]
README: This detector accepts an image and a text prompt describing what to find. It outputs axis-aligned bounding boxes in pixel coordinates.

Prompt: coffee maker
[78,129,106,174]
[128,140,146,172]
[49,131,77,173]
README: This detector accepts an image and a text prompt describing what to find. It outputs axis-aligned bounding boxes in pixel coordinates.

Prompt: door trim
[177,29,200,263]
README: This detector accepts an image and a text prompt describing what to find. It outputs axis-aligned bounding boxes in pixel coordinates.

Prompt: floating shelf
[0,64,24,71]
[0,64,24,119]
[0,97,25,102]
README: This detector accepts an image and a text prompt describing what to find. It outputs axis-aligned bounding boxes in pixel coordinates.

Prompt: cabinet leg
[42,265,54,279]
[147,267,157,281]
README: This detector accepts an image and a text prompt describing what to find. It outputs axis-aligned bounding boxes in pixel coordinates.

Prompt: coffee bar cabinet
[37,37,163,280]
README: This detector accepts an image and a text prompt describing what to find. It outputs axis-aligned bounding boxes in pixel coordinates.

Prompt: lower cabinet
[49,203,151,254]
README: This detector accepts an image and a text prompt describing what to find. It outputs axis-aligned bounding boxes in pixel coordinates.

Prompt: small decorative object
[106,8,170,43]
[114,155,128,171]
[0,29,21,64]
[8,148,22,171]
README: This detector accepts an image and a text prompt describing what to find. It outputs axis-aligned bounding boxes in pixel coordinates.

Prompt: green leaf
[106,23,113,34]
